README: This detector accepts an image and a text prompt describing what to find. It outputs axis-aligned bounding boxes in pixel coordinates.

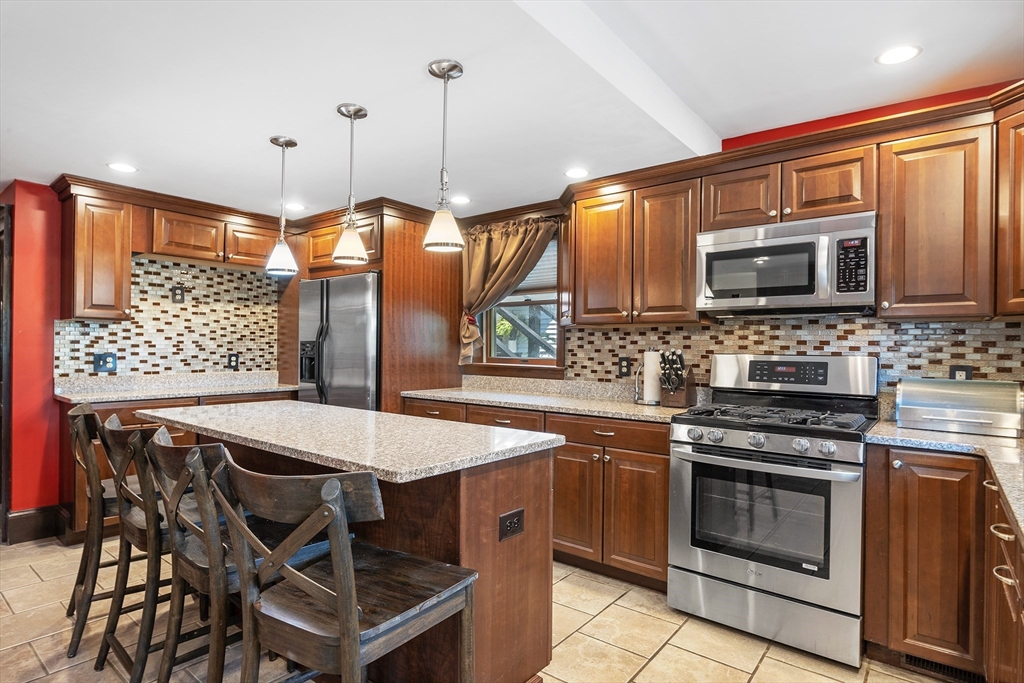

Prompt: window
[483,238,558,366]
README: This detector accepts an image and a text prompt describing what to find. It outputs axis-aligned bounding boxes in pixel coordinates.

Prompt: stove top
[682,404,870,431]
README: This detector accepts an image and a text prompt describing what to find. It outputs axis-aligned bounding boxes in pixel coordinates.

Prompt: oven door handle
[674,449,862,483]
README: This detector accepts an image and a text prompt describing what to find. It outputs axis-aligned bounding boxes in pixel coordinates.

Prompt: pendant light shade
[333,104,370,265]
[266,136,299,276]
[423,59,466,252]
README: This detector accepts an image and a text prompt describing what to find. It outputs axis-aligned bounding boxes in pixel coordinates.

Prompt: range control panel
[836,237,869,293]
[748,360,828,385]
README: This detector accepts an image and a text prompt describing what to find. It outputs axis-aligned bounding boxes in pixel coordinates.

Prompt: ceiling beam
[515,0,721,157]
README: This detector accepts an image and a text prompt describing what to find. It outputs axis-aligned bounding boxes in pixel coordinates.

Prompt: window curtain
[460,216,559,364]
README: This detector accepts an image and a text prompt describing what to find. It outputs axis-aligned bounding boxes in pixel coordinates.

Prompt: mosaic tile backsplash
[54,258,279,377]
[564,319,1024,392]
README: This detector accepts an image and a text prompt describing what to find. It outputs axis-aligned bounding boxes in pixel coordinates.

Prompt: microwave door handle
[673,448,862,483]
[817,235,830,300]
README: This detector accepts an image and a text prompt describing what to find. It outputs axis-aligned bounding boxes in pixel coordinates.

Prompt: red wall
[0,180,63,511]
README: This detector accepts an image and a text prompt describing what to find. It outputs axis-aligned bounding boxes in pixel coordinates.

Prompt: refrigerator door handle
[314,321,326,403]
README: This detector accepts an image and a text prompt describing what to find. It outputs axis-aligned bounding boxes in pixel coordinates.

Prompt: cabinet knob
[881,301,890,310]
[603,454,611,462]
[123,308,131,315]
[592,453,600,461]
[621,311,629,317]
[768,210,777,217]
[783,207,792,215]
[632,310,639,316]
[227,253,234,259]
[892,459,903,469]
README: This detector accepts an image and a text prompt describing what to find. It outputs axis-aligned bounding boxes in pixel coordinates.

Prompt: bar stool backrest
[210,451,384,673]
[68,403,104,515]
[98,415,162,530]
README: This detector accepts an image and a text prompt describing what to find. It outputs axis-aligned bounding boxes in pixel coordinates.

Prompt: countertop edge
[54,384,300,404]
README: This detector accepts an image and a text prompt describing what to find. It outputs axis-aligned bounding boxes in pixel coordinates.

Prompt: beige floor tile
[552,603,591,646]
[0,564,42,592]
[571,568,636,591]
[753,657,838,683]
[866,671,911,683]
[670,617,767,673]
[0,595,12,618]
[4,574,77,613]
[867,661,940,683]
[541,675,569,683]
[634,643,749,683]
[31,550,115,583]
[96,558,161,591]
[579,604,678,658]
[33,658,127,682]
[552,561,575,584]
[0,641,48,682]
[30,615,111,674]
[0,540,72,571]
[187,641,290,683]
[766,644,866,683]
[0,602,75,649]
[544,632,645,683]
[552,574,626,616]
[614,586,686,624]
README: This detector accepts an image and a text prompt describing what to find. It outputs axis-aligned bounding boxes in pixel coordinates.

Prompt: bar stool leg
[67,512,104,656]
[95,533,132,669]
[205,589,227,683]
[157,563,186,683]
[238,599,260,683]
[127,544,164,683]
[460,583,475,683]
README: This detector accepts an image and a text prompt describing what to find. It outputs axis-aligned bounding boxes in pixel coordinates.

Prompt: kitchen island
[138,400,564,683]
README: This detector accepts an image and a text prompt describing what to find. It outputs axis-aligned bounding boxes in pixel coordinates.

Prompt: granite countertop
[54,383,300,404]
[401,387,682,423]
[867,421,1023,532]
[137,401,565,484]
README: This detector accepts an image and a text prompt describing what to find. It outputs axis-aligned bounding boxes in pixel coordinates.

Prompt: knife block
[661,367,696,408]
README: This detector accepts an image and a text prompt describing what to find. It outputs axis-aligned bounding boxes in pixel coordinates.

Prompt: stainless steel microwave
[695,212,876,317]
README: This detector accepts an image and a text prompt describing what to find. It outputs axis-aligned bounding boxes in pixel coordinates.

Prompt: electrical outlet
[498,508,525,542]
[617,356,633,378]
[950,365,973,381]
[227,353,239,370]
[93,353,116,373]
[171,286,186,304]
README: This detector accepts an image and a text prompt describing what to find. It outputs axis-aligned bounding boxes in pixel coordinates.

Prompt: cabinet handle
[621,311,629,317]
[881,301,890,310]
[994,565,1017,587]
[991,524,1016,542]
[768,210,777,217]
[592,453,600,461]
[494,419,511,424]
[603,454,611,462]
[593,430,615,437]
[983,480,999,491]
[783,207,792,215]
[892,460,903,469]
[425,410,440,416]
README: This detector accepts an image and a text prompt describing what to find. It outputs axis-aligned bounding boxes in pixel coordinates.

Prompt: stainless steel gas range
[667,353,878,667]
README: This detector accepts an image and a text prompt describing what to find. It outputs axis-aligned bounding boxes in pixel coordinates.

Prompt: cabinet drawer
[94,397,199,426]
[403,398,466,422]
[200,391,297,405]
[545,413,669,455]
[466,405,545,431]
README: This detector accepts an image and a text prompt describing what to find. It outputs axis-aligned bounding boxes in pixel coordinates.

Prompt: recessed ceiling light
[450,196,471,205]
[284,202,305,211]
[565,168,589,179]
[875,45,922,65]
[107,162,137,173]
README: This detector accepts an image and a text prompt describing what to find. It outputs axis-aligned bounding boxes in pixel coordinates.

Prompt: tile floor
[0,538,943,683]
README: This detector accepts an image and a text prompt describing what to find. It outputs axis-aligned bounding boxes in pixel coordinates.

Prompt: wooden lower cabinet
[985,479,1023,683]
[553,443,604,562]
[402,398,466,422]
[465,404,545,431]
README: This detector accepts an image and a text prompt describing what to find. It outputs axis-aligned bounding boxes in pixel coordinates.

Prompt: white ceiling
[1,1,1021,219]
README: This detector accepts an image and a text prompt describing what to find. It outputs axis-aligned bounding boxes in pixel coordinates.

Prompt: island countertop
[136,400,565,484]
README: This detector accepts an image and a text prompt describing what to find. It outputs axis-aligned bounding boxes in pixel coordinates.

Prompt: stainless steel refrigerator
[298,272,380,410]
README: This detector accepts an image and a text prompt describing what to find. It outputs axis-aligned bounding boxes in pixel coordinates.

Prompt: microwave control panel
[748,360,829,385]
[836,238,868,293]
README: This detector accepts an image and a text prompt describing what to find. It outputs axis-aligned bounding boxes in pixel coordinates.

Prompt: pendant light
[422,59,466,252]
[332,103,371,265]
[265,136,299,276]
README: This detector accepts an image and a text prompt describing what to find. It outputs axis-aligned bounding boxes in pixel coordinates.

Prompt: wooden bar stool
[211,452,478,683]
[64,403,152,658]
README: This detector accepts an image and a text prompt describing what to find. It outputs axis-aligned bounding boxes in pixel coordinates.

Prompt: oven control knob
[747,433,766,449]
[686,427,704,441]
[792,438,810,454]
[818,441,837,457]
[707,429,724,443]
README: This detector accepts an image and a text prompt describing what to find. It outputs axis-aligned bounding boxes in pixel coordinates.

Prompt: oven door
[669,444,863,616]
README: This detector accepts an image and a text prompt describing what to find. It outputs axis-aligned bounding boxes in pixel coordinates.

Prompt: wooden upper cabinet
[224,223,280,267]
[997,110,1024,316]
[878,126,994,318]
[633,179,700,323]
[781,146,877,221]
[702,164,780,231]
[306,216,382,270]
[66,197,132,320]
[888,448,985,673]
[153,209,224,261]
[552,442,604,563]
[602,448,669,581]
[574,192,633,324]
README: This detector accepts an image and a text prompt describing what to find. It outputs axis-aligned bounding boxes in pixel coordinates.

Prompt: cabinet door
[889,448,985,672]
[153,209,225,261]
[602,448,669,580]
[574,193,632,324]
[632,179,700,323]
[878,126,994,318]
[781,146,876,221]
[557,208,574,327]
[224,223,281,267]
[307,216,382,270]
[701,164,780,231]
[997,111,1024,315]
[553,443,604,562]
[70,197,132,320]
